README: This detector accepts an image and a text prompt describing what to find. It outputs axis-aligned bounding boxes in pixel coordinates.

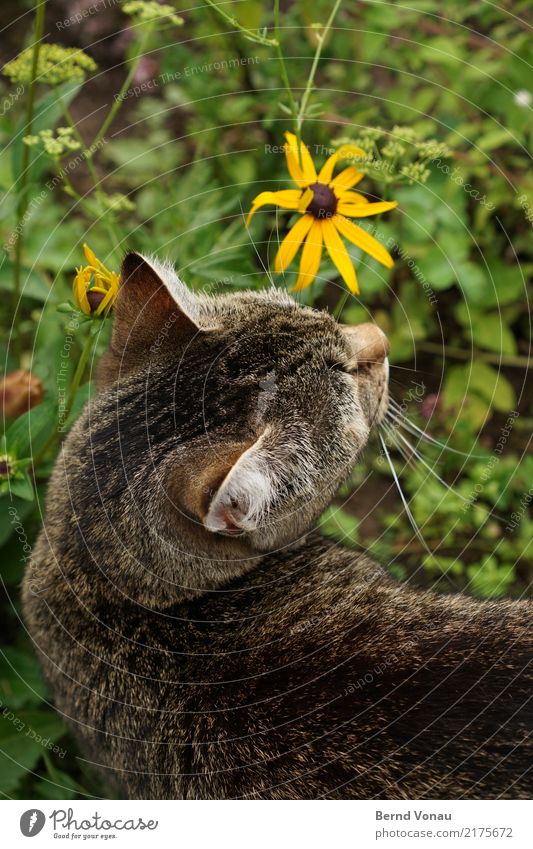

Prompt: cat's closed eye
[327,360,361,376]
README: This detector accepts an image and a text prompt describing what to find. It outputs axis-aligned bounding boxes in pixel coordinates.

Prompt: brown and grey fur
[23,253,532,799]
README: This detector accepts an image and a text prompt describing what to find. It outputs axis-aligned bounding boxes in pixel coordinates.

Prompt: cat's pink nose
[343,323,390,364]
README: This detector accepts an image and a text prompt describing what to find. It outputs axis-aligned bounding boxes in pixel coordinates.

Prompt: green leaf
[63,381,93,431]
[320,506,359,547]
[444,361,516,417]
[456,262,491,303]
[36,752,85,800]
[0,257,52,302]
[443,366,491,428]
[0,496,35,547]
[9,472,34,502]
[477,129,516,151]
[417,251,456,290]
[423,555,463,576]
[469,314,517,355]
[0,648,47,709]
[6,399,57,459]
[486,262,526,307]
[468,362,516,412]
[467,557,515,598]
[0,708,66,793]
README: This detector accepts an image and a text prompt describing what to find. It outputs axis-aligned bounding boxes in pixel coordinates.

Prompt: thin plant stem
[204,0,278,46]
[417,341,530,369]
[12,0,47,363]
[333,289,350,319]
[91,24,154,150]
[65,329,96,415]
[273,0,301,159]
[297,0,342,134]
[52,89,121,252]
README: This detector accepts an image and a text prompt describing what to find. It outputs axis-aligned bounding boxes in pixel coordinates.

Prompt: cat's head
[98,252,389,554]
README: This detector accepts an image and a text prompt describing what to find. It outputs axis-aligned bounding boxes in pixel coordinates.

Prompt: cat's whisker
[381,417,507,524]
[390,427,474,504]
[378,433,439,562]
[387,399,486,459]
[380,422,417,468]
[240,199,275,286]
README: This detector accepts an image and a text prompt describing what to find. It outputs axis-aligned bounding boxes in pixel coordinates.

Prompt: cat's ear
[203,434,273,536]
[99,252,202,385]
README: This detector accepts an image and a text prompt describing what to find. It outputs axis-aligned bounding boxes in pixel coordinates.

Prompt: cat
[23,252,532,799]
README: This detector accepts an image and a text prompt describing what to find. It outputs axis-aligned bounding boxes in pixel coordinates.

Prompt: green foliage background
[0,0,531,798]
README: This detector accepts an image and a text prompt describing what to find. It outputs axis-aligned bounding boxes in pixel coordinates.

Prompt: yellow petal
[293,220,324,291]
[109,271,120,291]
[322,219,359,294]
[246,189,302,226]
[330,166,364,191]
[333,215,394,268]
[73,267,91,315]
[95,285,117,316]
[336,200,398,219]
[284,132,317,187]
[318,150,340,185]
[317,144,365,184]
[334,190,368,204]
[274,214,314,273]
[336,143,366,161]
[297,187,313,214]
[83,243,98,268]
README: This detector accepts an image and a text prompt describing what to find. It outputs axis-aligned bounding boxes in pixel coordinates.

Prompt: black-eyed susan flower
[247,132,398,293]
[73,244,119,316]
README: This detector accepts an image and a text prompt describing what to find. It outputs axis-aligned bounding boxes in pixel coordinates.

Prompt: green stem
[65,329,96,416]
[417,341,531,369]
[273,0,301,155]
[52,89,121,253]
[11,0,46,363]
[297,0,342,133]
[333,289,350,319]
[205,0,278,46]
[91,24,154,150]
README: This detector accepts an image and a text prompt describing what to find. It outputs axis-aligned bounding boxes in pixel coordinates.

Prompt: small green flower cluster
[123,1,184,26]
[101,193,136,212]
[3,44,97,86]
[23,127,81,158]
[334,124,452,186]
[400,162,431,185]
[382,139,406,159]
[415,139,452,161]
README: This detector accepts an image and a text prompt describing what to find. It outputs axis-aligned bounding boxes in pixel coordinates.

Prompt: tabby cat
[23,253,532,799]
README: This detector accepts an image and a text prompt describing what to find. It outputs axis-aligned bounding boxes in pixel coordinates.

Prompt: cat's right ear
[98,252,202,387]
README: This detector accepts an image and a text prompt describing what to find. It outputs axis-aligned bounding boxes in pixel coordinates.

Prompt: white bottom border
[4,799,532,848]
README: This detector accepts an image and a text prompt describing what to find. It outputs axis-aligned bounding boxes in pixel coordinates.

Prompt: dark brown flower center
[305,182,337,219]
[86,289,106,313]
[0,458,12,478]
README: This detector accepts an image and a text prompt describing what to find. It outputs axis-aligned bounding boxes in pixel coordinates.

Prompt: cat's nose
[343,323,390,364]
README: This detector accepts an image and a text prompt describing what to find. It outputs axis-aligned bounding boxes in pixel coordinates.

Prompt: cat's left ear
[202,434,273,536]
[98,252,202,386]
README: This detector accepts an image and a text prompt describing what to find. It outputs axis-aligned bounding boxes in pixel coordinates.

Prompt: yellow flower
[247,132,398,293]
[73,244,120,316]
